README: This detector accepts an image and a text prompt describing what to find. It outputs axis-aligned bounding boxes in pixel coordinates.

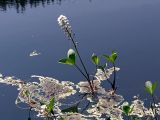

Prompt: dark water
[0,0,160,119]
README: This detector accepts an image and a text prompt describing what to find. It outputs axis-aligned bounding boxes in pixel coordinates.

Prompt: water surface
[0,0,160,119]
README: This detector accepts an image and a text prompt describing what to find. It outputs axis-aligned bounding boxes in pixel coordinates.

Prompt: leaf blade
[91,53,100,65]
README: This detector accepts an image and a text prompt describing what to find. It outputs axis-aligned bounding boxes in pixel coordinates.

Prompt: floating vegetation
[29,50,41,57]
[95,67,120,81]
[0,15,160,120]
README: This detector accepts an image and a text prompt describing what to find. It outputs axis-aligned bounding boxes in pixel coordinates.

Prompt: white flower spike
[57,15,73,39]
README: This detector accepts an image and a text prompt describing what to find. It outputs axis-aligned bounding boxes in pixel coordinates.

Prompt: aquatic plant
[0,15,160,120]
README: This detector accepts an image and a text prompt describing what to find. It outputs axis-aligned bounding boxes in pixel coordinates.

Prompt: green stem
[74,64,88,80]
[92,65,98,86]
[112,62,116,91]
[70,33,90,79]
[66,28,94,93]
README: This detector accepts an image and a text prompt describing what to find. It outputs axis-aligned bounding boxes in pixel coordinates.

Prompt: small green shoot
[59,49,76,65]
[91,53,100,65]
[103,50,117,63]
[122,104,134,116]
[46,97,55,114]
[145,81,157,95]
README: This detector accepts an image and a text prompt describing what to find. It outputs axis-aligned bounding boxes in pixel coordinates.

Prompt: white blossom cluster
[57,15,73,39]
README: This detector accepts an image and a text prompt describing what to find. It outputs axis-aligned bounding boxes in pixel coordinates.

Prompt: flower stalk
[112,62,117,91]
[58,15,94,94]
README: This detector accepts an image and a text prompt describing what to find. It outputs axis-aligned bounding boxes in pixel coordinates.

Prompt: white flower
[57,15,73,38]
[95,67,120,81]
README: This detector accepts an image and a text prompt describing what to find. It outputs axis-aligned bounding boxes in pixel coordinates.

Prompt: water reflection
[0,0,63,12]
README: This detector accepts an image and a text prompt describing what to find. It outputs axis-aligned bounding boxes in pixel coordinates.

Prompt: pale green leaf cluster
[59,49,76,65]
[103,50,117,63]
[145,81,157,95]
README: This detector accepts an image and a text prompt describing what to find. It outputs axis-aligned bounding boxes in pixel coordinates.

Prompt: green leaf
[91,53,100,65]
[58,49,76,65]
[61,105,78,113]
[129,105,134,114]
[145,86,152,95]
[122,105,131,116]
[24,90,29,97]
[67,49,76,64]
[58,58,75,65]
[145,81,153,95]
[103,54,113,63]
[111,51,117,62]
[103,51,117,63]
[59,58,68,64]
[152,81,158,94]
[47,97,54,114]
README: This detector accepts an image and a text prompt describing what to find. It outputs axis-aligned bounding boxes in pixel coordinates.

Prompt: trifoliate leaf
[67,49,76,64]
[145,81,153,95]
[103,54,112,62]
[122,105,131,116]
[58,58,75,65]
[111,51,117,62]
[152,81,158,94]
[103,51,117,63]
[91,53,100,65]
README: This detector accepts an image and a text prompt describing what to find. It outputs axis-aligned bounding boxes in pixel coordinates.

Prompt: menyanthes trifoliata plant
[0,15,159,120]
